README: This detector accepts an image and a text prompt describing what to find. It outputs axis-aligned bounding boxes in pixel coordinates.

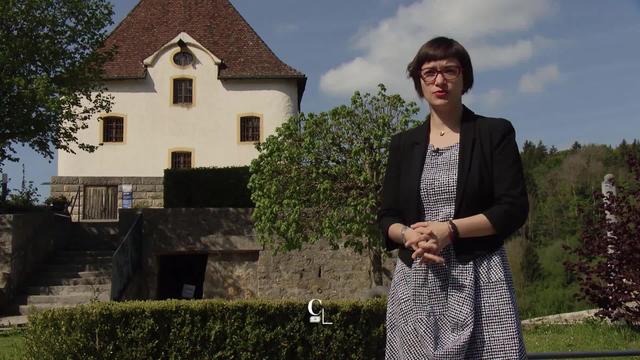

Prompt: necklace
[439,130,445,136]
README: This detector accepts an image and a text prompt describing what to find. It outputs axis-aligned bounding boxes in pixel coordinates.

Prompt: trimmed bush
[24,299,386,359]
[164,167,253,208]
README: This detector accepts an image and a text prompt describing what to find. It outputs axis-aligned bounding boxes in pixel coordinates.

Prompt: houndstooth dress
[384,143,527,360]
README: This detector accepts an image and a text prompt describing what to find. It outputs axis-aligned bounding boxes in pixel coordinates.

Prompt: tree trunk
[369,246,383,286]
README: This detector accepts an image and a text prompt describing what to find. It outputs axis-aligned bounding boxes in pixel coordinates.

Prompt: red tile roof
[102,0,305,81]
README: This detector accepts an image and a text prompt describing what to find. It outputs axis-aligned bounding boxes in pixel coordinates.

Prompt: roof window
[173,51,193,66]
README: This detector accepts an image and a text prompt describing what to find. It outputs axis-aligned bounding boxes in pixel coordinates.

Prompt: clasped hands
[404,221,452,264]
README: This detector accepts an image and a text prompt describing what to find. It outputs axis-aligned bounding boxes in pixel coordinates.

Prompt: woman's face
[419,58,464,108]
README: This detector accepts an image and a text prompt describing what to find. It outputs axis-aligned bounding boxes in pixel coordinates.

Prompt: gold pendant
[439,130,445,136]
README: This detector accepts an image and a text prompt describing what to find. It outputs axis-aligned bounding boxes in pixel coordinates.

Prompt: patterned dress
[384,143,527,359]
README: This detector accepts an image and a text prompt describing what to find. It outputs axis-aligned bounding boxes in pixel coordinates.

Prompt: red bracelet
[448,220,459,242]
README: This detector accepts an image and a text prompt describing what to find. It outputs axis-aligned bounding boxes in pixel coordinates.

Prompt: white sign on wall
[181,284,196,299]
[122,184,133,209]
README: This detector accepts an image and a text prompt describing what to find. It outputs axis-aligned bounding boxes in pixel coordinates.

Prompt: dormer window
[173,78,193,104]
[173,51,193,66]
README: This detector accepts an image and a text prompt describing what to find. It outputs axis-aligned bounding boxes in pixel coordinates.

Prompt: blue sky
[4,0,640,200]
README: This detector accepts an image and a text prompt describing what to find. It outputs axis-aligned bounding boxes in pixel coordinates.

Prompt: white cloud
[463,88,505,109]
[518,64,560,93]
[318,57,388,98]
[484,88,505,107]
[469,41,534,71]
[320,0,552,98]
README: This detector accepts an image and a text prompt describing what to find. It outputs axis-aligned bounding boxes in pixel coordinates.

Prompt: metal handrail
[67,187,81,221]
[110,213,143,301]
[528,350,640,358]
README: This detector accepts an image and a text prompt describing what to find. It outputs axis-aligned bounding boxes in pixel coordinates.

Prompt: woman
[378,37,529,359]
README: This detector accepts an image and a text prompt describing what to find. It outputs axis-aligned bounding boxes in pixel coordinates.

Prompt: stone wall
[255,240,396,300]
[0,212,70,311]
[119,208,397,301]
[51,176,163,220]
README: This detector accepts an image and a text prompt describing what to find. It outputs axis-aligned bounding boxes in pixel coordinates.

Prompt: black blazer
[378,106,528,267]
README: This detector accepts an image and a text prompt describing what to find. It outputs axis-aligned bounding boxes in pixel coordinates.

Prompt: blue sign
[122,192,132,209]
[122,184,133,209]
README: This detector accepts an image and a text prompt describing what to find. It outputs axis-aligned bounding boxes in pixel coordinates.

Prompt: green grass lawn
[0,329,24,360]
[1,321,639,359]
[524,320,640,359]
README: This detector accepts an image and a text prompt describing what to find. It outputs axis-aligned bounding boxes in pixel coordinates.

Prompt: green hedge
[24,299,386,359]
[163,167,253,208]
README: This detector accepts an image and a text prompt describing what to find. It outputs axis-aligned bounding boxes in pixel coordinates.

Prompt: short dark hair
[407,36,474,97]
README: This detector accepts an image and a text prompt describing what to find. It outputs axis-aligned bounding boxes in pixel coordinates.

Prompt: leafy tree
[521,239,544,283]
[0,0,115,165]
[249,85,420,286]
[616,139,640,167]
[516,140,640,318]
[566,153,640,324]
[521,140,549,200]
[571,141,582,151]
[5,164,40,209]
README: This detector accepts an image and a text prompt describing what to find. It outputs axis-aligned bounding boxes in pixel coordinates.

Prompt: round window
[173,51,193,66]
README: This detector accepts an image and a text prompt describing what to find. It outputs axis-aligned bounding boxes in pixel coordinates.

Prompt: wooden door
[83,186,118,220]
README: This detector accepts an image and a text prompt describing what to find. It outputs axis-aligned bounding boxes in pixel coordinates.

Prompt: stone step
[36,270,111,280]
[21,292,110,305]
[17,303,79,316]
[42,263,112,273]
[26,284,112,296]
[3,301,104,316]
[49,256,113,265]
[55,250,114,258]
[0,315,28,328]
[63,243,117,251]
[31,275,111,287]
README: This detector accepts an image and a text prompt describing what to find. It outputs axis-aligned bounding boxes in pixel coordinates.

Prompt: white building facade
[52,0,306,220]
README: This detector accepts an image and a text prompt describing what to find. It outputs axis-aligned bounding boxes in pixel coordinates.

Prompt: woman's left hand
[410,221,452,250]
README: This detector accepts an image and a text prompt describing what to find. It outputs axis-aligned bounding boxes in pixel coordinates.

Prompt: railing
[110,213,143,301]
[73,187,81,222]
[53,187,81,220]
[529,350,640,358]
[60,187,81,222]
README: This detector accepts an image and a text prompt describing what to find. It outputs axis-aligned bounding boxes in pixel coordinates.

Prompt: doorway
[156,254,208,300]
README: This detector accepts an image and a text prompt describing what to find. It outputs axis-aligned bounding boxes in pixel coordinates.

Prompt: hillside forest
[507,139,640,318]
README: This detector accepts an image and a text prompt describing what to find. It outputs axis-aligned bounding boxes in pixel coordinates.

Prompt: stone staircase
[8,250,113,315]
[4,222,119,317]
